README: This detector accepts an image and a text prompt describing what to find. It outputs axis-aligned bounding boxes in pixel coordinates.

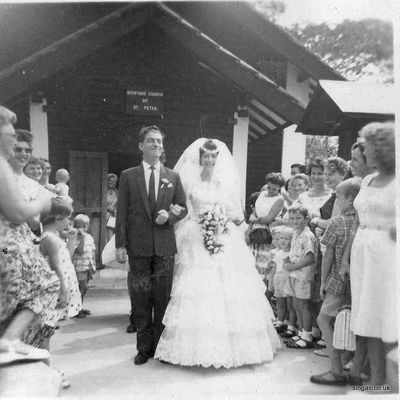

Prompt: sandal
[313,338,326,348]
[286,338,313,349]
[310,371,348,386]
[280,329,296,338]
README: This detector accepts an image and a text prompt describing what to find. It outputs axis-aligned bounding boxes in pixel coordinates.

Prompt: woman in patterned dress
[0,106,60,365]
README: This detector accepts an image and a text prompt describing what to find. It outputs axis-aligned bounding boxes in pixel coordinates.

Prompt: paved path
[52,269,351,398]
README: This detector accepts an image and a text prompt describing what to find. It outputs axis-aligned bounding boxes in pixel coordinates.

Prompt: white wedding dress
[155,155,281,367]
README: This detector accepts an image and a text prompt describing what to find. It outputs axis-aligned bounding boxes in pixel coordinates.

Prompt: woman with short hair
[342,121,396,385]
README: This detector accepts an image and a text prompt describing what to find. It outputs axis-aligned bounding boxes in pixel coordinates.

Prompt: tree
[305,135,338,163]
[288,19,393,83]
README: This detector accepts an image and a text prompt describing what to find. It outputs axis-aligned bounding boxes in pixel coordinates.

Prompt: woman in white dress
[155,139,280,368]
[341,122,396,385]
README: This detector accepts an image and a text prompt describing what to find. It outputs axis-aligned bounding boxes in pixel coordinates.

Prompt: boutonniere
[160,178,173,189]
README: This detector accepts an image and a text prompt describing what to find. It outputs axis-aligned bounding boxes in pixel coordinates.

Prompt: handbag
[106,216,116,229]
[333,280,356,351]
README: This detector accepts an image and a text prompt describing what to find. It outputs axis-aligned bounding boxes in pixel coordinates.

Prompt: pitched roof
[0,2,344,138]
[296,80,394,135]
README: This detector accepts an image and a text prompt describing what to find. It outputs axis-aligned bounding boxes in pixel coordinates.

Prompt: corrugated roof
[319,80,395,115]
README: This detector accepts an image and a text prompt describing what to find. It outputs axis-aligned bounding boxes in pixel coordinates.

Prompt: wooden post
[338,121,359,160]
[232,110,249,207]
[29,96,49,159]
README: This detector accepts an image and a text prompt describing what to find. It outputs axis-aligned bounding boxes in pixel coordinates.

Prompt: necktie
[149,166,157,215]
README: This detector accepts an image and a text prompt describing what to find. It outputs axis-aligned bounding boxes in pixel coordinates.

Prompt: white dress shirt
[142,160,161,201]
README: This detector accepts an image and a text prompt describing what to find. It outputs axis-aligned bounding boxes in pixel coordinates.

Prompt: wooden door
[69,151,108,261]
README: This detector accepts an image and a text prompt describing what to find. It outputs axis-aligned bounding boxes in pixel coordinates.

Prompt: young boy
[310,178,361,385]
[72,214,96,318]
[283,204,317,349]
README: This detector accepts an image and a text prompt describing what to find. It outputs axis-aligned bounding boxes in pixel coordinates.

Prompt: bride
[154,138,280,368]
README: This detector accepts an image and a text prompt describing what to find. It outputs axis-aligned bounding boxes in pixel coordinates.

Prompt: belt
[359,224,388,231]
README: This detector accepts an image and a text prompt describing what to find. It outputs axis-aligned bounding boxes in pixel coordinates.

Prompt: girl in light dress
[246,173,286,294]
[40,198,82,336]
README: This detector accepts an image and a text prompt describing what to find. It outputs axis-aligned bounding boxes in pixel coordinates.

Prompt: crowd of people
[0,99,397,392]
[0,106,96,388]
[245,121,396,388]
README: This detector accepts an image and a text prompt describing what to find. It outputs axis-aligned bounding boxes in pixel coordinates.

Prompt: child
[73,214,96,318]
[283,204,317,349]
[55,168,72,203]
[281,173,310,221]
[269,227,293,333]
[310,178,361,385]
[39,198,82,347]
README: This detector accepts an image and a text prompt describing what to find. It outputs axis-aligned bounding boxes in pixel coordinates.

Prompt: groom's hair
[138,125,165,143]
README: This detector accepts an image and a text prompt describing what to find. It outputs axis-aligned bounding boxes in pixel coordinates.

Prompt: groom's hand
[116,247,127,263]
[155,209,169,225]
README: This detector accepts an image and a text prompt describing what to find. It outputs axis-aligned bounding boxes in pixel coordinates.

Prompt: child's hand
[283,262,296,272]
[339,259,350,279]
[249,214,257,223]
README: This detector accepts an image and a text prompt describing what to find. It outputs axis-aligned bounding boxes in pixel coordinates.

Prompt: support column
[281,124,306,178]
[232,111,249,207]
[29,96,49,159]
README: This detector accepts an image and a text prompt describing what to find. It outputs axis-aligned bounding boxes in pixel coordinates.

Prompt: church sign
[126,87,164,116]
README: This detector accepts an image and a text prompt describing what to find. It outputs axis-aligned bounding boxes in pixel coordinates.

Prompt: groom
[115,125,187,365]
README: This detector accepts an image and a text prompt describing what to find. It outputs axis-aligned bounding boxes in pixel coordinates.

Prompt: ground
[51,268,352,399]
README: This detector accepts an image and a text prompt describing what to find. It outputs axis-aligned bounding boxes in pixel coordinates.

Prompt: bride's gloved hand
[169,204,184,216]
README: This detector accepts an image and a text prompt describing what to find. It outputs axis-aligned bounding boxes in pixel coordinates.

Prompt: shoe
[313,338,327,349]
[274,323,287,334]
[134,352,149,365]
[286,337,313,349]
[82,309,91,315]
[314,349,329,358]
[343,361,353,371]
[126,323,137,333]
[310,371,348,386]
[0,339,50,365]
[348,375,363,385]
[56,369,71,389]
[281,329,296,338]
[75,310,87,318]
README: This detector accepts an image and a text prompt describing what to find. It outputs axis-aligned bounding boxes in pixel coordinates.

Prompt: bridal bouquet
[199,204,229,255]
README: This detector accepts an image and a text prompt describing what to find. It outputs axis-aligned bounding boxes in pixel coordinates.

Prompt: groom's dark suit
[116,163,187,355]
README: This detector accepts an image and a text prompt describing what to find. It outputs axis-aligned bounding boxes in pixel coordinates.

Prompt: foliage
[289,19,393,83]
[305,135,338,163]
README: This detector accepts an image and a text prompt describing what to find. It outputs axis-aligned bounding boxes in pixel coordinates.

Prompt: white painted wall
[29,97,49,159]
[232,112,249,206]
[280,62,311,177]
[281,125,307,179]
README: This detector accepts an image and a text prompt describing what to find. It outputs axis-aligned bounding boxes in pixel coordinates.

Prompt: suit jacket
[115,164,187,257]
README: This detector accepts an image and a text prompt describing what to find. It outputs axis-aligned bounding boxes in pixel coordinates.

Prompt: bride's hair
[199,139,219,163]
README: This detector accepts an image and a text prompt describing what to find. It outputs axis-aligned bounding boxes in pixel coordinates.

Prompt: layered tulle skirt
[154,220,281,368]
